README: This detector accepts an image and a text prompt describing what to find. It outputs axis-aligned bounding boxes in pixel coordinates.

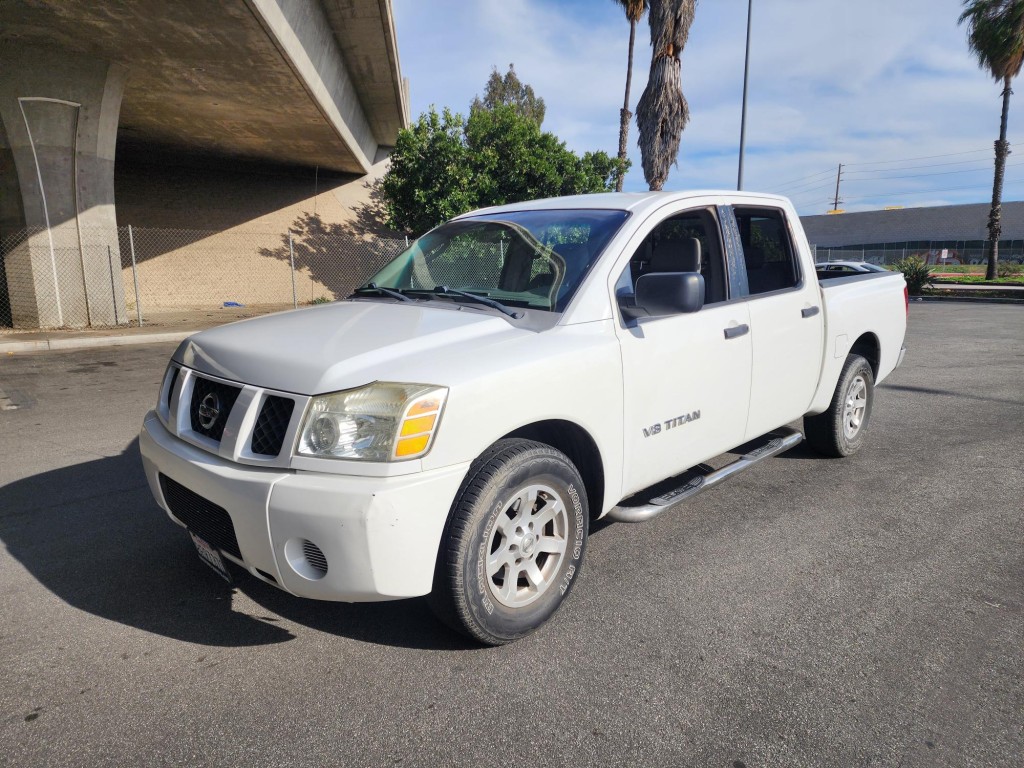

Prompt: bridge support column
[0,44,127,328]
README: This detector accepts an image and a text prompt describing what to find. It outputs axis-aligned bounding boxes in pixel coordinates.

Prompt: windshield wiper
[350,283,413,302]
[428,286,523,319]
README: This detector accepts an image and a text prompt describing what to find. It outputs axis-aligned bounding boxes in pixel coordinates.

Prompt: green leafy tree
[471,63,546,126]
[380,108,477,236]
[382,103,624,236]
[612,0,648,191]
[466,105,619,205]
[636,0,697,190]
[959,0,1024,280]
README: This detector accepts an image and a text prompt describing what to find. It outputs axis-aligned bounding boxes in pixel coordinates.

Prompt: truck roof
[456,190,791,219]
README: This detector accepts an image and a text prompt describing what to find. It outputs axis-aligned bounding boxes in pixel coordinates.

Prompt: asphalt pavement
[0,303,1021,767]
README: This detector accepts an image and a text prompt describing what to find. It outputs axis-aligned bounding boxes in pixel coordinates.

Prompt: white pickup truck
[140,191,908,645]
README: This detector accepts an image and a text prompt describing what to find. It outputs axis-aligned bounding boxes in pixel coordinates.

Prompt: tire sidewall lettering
[465,458,588,635]
[567,482,584,559]
[475,497,508,616]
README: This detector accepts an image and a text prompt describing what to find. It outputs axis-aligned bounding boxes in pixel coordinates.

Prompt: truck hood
[174,300,527,394]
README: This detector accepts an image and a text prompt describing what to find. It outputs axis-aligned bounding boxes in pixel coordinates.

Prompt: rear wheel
[804,354,874,457]
[429,439,588,645]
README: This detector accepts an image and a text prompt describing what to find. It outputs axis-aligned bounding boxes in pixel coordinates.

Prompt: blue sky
[391,0,1023,215]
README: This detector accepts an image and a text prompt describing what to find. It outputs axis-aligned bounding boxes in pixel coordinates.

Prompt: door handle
[801,306,820,318]
[723,324,749,339]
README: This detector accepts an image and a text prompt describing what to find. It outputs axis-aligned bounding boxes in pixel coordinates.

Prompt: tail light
[903,285,909,316]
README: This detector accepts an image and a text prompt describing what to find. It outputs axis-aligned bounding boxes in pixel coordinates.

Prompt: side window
[734,207,800,295]
[615,208,729,306]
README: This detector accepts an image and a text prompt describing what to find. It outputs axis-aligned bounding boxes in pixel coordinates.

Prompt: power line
[759,150,995,195]
[768,149,1004,207]
[841,160,1024,183]
[841,178,1024,203]
[774,167,836,190]
[845,156,997,174]
[777,178,837,197]
[844,148,991,167]
[785,183,839,203]
[786,188,835,202]
[790,177,1024,212]
[776,176,838,195]
[784,151,1008,209]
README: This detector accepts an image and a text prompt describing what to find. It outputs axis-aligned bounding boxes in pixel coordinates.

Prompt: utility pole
[737,0,753,191]
[832,163,843,211]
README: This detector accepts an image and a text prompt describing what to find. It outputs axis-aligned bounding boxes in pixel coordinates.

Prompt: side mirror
[626,272,705,319]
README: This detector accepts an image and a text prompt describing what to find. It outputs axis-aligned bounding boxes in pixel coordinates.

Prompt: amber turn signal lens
[390,387,447,460]
[407,398,441,417]
[400,414,436,436]
[395,435,430,457]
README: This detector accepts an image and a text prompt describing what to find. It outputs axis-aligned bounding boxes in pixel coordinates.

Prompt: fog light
[284,538,329,580]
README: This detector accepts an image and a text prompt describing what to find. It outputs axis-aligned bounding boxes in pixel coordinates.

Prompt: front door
[614,206,753,498]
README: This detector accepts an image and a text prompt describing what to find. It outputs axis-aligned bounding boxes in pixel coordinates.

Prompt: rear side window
[734,208,799,295]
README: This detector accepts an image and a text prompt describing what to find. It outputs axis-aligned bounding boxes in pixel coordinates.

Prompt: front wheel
[428,439,588,645]
[804,354,874,457]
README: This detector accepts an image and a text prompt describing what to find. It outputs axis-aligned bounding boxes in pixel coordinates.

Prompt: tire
[804,354,874,458]
[428,439,589,645]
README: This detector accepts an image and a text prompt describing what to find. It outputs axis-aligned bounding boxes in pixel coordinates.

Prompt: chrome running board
[607,428,804,524]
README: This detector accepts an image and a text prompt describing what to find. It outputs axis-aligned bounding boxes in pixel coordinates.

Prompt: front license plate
[189,532,232,583]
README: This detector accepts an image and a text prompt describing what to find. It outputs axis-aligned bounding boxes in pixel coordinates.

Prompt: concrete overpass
[0,0,409,328]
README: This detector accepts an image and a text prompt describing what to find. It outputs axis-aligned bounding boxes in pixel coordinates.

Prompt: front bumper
[139,411,470,601]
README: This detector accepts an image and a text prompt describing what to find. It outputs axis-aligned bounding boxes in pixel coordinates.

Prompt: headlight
[296,382,448,462]
[159,363,180,412]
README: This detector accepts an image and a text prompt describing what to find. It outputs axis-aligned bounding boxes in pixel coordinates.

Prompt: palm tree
[636,0,697,191]
[959,0,1024,280]
[612,0,648,192]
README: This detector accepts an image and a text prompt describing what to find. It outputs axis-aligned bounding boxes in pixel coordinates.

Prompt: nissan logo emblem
[197,392,221,430]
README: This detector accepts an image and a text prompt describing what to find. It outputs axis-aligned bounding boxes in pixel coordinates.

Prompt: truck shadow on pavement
[0,439,476,651]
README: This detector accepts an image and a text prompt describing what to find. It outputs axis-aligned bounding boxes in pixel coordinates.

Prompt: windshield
[365,209,630,313]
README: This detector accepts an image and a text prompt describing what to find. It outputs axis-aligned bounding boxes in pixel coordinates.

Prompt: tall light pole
[737,0,753,190]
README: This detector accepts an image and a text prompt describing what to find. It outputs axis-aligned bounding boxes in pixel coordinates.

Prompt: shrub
[996,260,1022,278]
[310,296,332,305]
[892,255,933,295]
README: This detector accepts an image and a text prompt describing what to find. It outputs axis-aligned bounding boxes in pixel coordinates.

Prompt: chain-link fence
[6,228,1021,333]
[811,240,1024,267]
[0,226,407,333]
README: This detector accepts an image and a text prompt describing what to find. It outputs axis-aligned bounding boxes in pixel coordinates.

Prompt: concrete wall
[113,155,403,311]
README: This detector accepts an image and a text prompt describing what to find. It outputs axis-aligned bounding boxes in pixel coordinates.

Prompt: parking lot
[0,302,1021,767]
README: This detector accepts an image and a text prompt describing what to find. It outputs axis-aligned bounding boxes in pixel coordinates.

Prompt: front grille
[251,395,295,456]
[159,475,242,559]
[189,376,241,441]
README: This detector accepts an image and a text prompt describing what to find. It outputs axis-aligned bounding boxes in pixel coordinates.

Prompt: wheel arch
[807,330,882,416]
[850,331,881,379]
[501,419,605,520]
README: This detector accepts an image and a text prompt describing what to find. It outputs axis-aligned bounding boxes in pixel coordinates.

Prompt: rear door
[727,206,823,440]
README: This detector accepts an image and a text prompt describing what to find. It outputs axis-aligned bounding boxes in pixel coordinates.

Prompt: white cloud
[392,0,1021,213]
